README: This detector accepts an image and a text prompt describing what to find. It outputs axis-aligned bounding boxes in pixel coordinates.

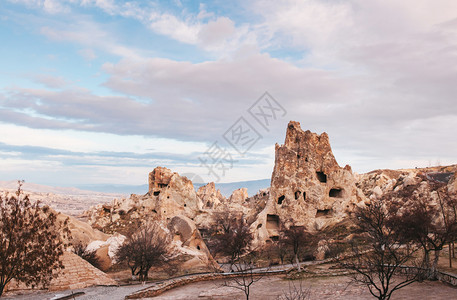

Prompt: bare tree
[222,256,264,300]
[115,222,170,281]
[277,280,311,300]
[208,212,253,264]
[0,181,70,296]
[280,220,313,271]
[344,199,424,300]
[388,179,457,278]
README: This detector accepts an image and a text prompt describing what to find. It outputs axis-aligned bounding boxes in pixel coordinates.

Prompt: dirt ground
[149,275,457,300]
[4,274,457,300]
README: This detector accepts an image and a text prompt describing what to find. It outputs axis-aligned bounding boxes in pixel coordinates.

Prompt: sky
[1,0,457,188]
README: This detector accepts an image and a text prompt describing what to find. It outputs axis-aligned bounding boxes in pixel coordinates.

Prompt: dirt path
[148,275,457,300]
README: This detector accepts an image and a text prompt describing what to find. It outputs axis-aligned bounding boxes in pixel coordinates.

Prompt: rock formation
[167,215,219,272]
[197,182,225,209]
[251,121,363,245]
[81,120,457,267]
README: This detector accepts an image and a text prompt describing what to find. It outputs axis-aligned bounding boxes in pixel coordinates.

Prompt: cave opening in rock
[266,214,280,230]
[278,195,285,205]
[315,209,332,218]
[316,171,327,183]
[158,183,168,188]
[153,191,160,196]
[294,191,301,200]
[303,192,307,201]
[197,245,201,250]
[329,188,343,198]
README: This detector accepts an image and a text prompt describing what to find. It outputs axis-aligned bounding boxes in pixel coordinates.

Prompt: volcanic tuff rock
[197,182,225,209]
[251,121,363,244]
[84,167,205,232]
[167,215,219,271]
[82,121,456,257]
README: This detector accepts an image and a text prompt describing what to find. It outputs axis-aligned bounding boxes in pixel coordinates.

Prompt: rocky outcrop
[251,121,363,244]
[84,167,204,233]
[356,165,457,200]
[197,182,225,209]
[167,215,218,272]
[229,188,249,204]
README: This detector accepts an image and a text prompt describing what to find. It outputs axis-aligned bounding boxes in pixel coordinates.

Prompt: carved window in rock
[266,214,280,230]
[316,171,327,183]
[294,191,301,200]
[329,188,343,198]
[315,209,332,218]
[278,195,285,205]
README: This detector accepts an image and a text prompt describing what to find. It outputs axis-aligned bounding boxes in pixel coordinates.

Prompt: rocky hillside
[82,121,456,252]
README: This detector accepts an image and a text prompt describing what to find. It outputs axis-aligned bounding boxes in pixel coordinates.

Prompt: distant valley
[0,178,270,216]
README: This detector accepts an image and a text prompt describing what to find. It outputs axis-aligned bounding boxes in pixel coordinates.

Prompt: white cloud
[149,12,201,44]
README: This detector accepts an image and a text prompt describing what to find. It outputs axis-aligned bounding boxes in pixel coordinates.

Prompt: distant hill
[76,179,271,197]
[213,179,270,197]
[0,178,271,198]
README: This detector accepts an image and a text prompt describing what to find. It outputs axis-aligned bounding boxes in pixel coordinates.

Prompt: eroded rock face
[85,167,203,232]
[252,121,361,244]
[149,169,203,220]
[160,216,219,273]
[197,182,225,209]
[229,188,249,204]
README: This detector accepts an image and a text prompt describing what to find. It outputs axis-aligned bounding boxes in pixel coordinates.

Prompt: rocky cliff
[250,121,364,245]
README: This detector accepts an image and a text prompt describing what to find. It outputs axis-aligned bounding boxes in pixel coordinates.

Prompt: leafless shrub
[277,280,311,300]
[114,222,170,281]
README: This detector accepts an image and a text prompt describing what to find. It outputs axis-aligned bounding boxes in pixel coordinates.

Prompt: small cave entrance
[329,188,343,198]
[266,214,280,230]
[316,171,327,183]
[277,195,285,205]
[153,191,160,196]
[294,191,301,200]
[303,191,307,201]
[196,245,201,250]
[271,236,279,242]
[158,183,168,188]
[315,209,332,218]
